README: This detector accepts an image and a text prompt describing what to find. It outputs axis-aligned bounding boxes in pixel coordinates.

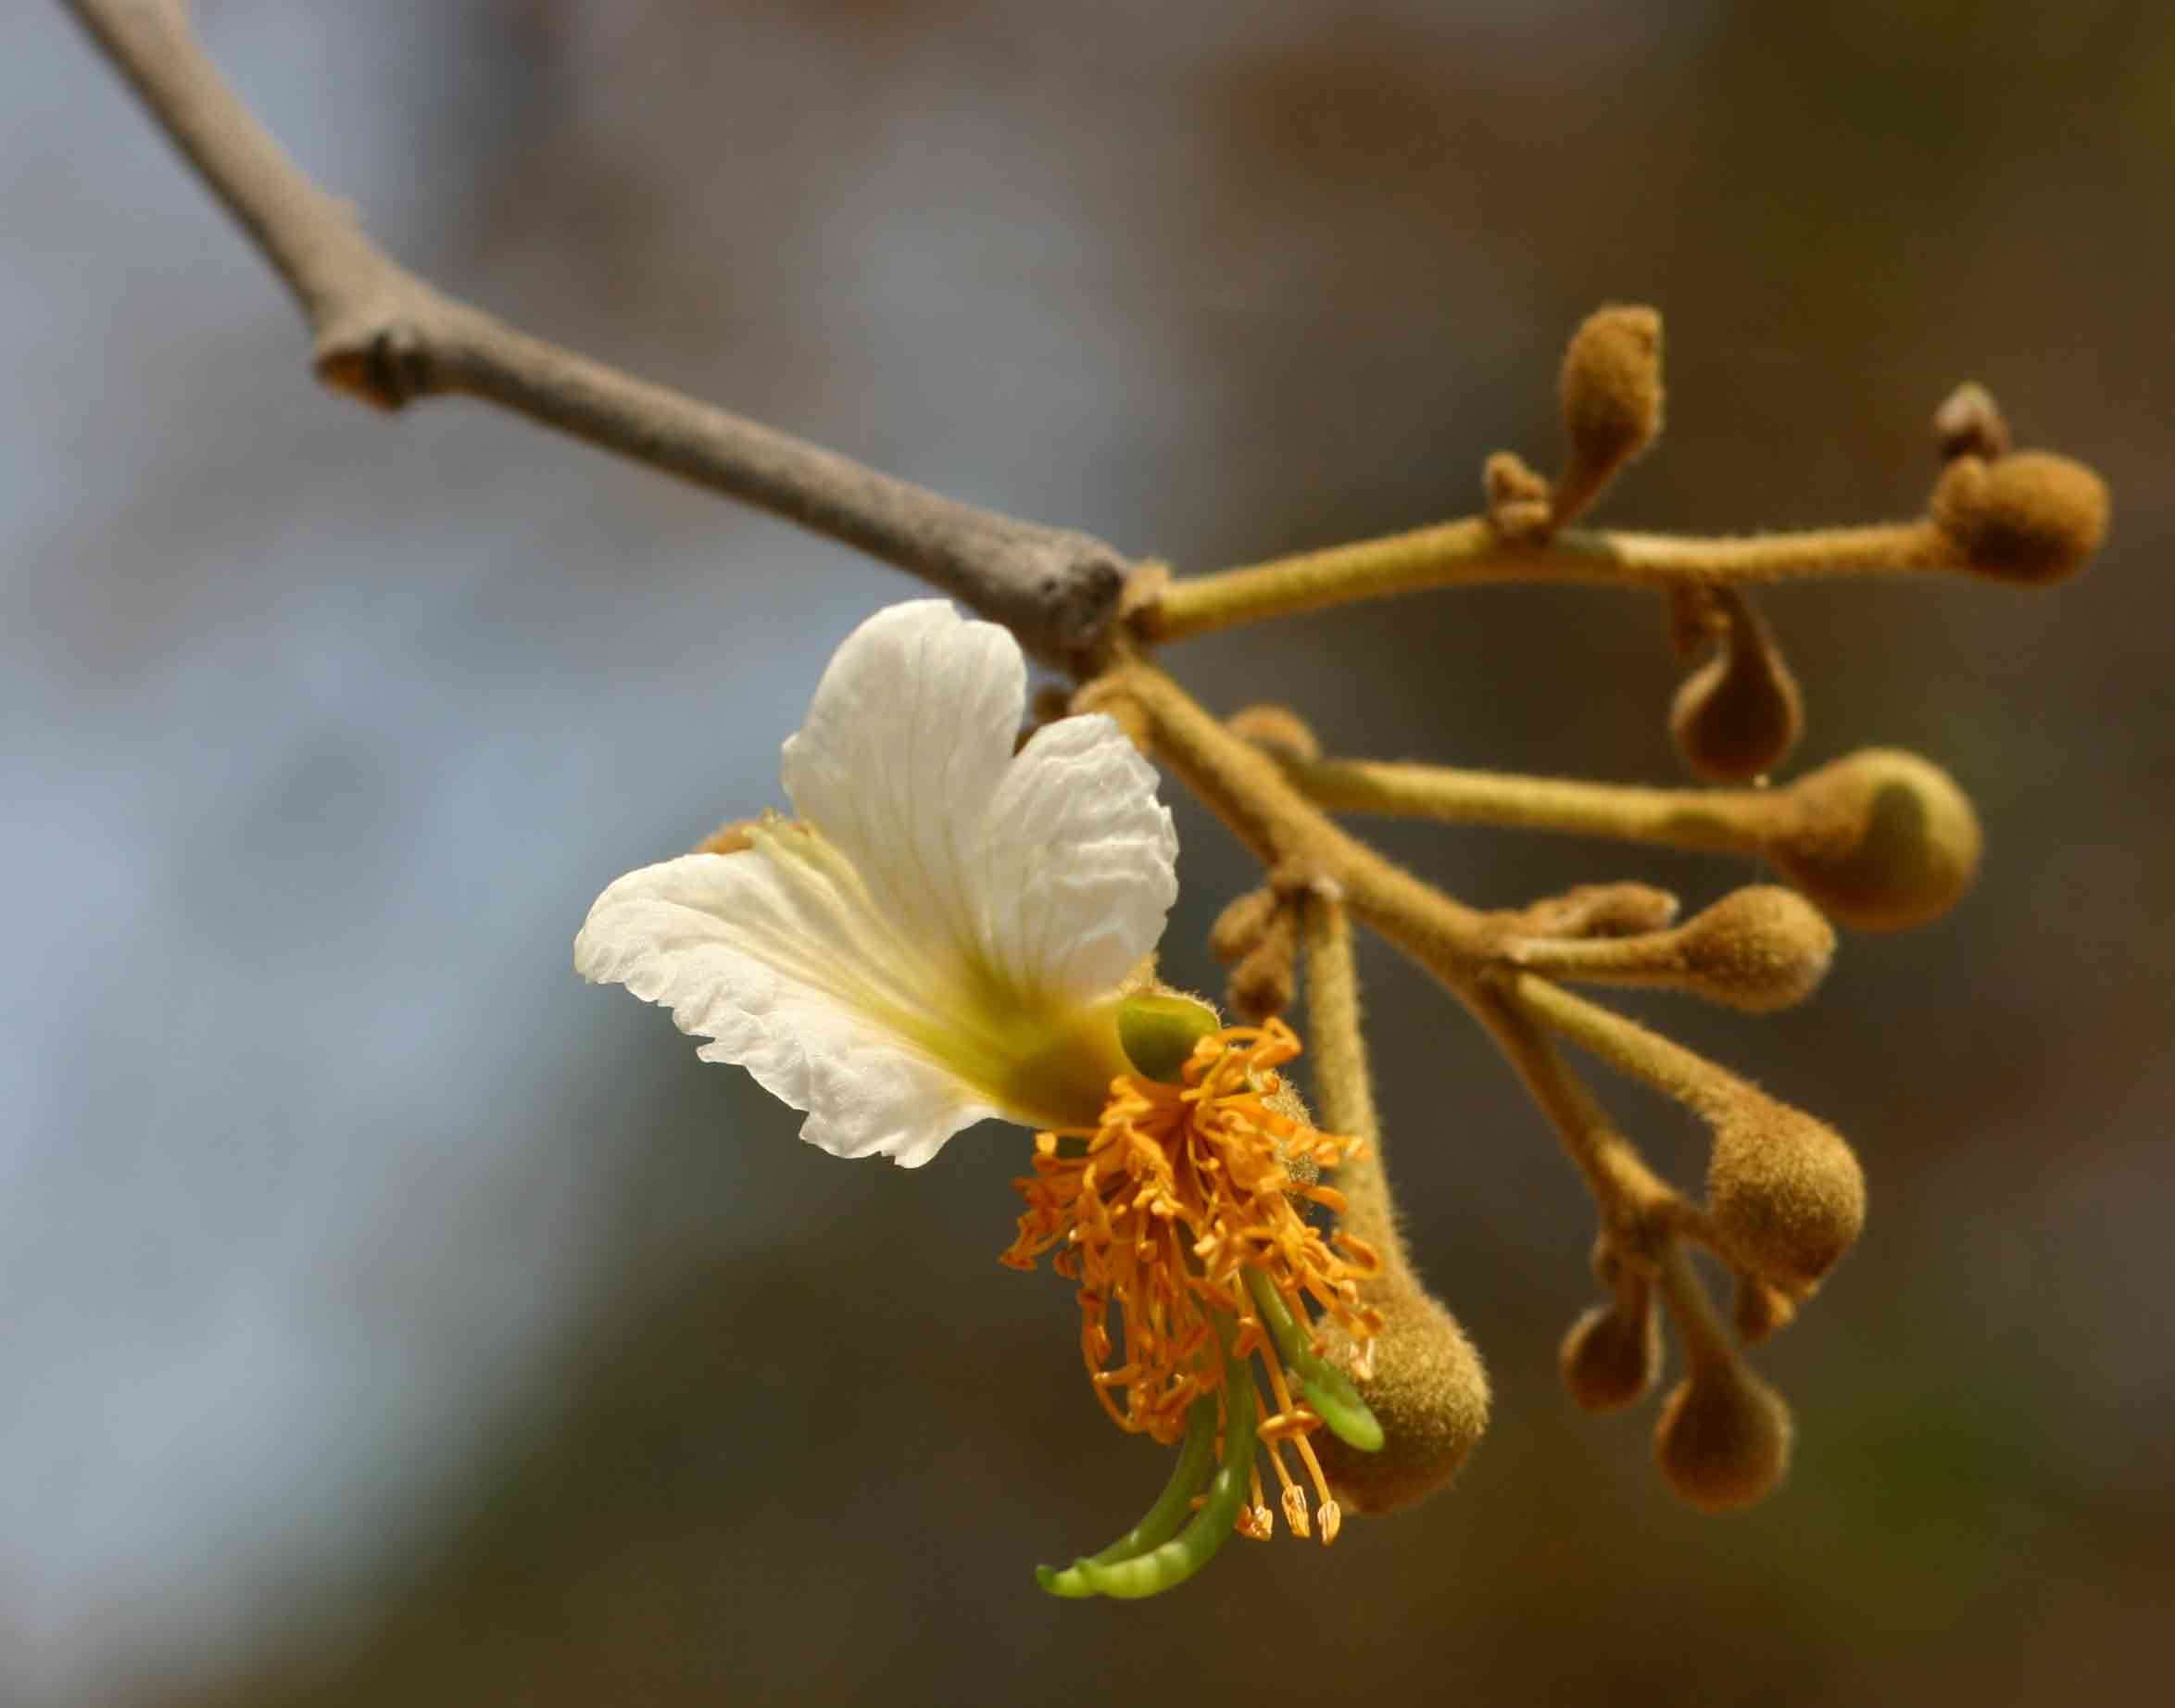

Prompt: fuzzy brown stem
[1297,892,1395,1254]
[1507,973,1737,1118]
[1469,988,1690,1257]
[1653,1240,1737,1374]
[1102,661,1704,1265]
[1095,662,1495,986]
[57,0,1128,670]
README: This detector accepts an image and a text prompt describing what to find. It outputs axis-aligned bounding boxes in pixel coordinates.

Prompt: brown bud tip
[1560,1297,1661,1413]
[1668,588,1804,784]
[1484,450,1554,542]
[1527,882,1683,940]
[1732,1272,1799,1345]
[1227,703,1321,763]
[1771,747,1983,932]
[1671,885,1836,1013]
[1930,451,2109,584]
[1705,1092,1866,1291]
[1932,382,2012,464]
[1208,887,1278,964]
[1554,305,1665,523]
[1653,1362,1793,1513]
[1227,931,1297,1023]
[1315,1280,1490,1515]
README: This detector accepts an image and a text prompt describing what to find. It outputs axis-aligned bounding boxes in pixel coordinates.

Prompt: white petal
[780,598,1176,1003]
[579,599,1181,1162]
[980,712,1178,999]
[574,845,998,1166]
[781,601,1021,981]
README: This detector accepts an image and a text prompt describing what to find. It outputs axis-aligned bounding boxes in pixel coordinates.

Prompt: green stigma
[1115,993,1220,1083]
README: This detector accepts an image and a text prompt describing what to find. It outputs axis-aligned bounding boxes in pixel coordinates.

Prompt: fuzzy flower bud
[1669,586,1804,784]
[1314,1277,1490,1516]
[1484,449,1553,542]
[1931,382,2012,464]
[1768,748,1983,932]
[1560,1290,1661,1413]
[1653,1360,1793,1512]
[1505,884,1834,1012]
[1704,1090,1866,1292]
[1661,885,1835,1012]
[1208,886,1279,965]
[1553,305,1664,525]
[1228,922,1299,1022]
[1930,450,2109,584]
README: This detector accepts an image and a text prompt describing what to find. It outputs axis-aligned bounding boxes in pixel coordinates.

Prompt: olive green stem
[1139,517,1942,645]
[1470,986,1693,1259]
[1654,1239,1739,1376]
[1088,662,1495,988]
[1297,893,1396,1254]
[1107,661,1702,1283]
[1507,973,1740,1122]
[1267,752,1776,854]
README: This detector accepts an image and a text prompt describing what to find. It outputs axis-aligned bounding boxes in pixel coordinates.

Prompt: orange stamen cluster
[1001,1020,1383,1540]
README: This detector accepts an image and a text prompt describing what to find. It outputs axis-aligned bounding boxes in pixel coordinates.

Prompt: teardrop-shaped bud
[1314,1278,1490,1515]
[1770,748,1982,932]
[1669,587,1804,784]
[1653,1361,1793,1512]
[1930,451,2108,584]
[1560,1290,1661,1413]
[1666,885,1835,1012]
[1501,885,1833,1012]
[1705,1091,1866,1291]
[1554,305,1665,524]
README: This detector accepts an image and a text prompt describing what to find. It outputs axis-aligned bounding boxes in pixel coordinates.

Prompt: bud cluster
[1105,303,2107,1538]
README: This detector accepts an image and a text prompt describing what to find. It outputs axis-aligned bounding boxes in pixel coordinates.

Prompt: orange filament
[1001,1019,1382,1546]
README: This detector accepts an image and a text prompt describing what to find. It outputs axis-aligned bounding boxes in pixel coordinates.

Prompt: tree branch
[58,0,1129,672]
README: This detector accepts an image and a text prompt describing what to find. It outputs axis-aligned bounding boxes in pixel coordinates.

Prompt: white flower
[574,600,1179,1166]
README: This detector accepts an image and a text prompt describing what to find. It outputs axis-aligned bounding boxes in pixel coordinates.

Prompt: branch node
[314,315,434,411]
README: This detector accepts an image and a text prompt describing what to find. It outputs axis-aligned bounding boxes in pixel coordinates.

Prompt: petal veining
[980,712,1177,1000]
[781,601,1021,981]
[780,599,1176,1005]
[574,840,999,1165]
[578,598,1181,1162]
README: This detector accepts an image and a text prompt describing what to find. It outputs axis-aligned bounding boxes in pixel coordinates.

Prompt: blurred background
[6,1,2170,1702]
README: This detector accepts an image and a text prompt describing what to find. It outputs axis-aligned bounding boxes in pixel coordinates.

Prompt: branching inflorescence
[1086,306,2106,1528]
[64,0,2111,1598]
